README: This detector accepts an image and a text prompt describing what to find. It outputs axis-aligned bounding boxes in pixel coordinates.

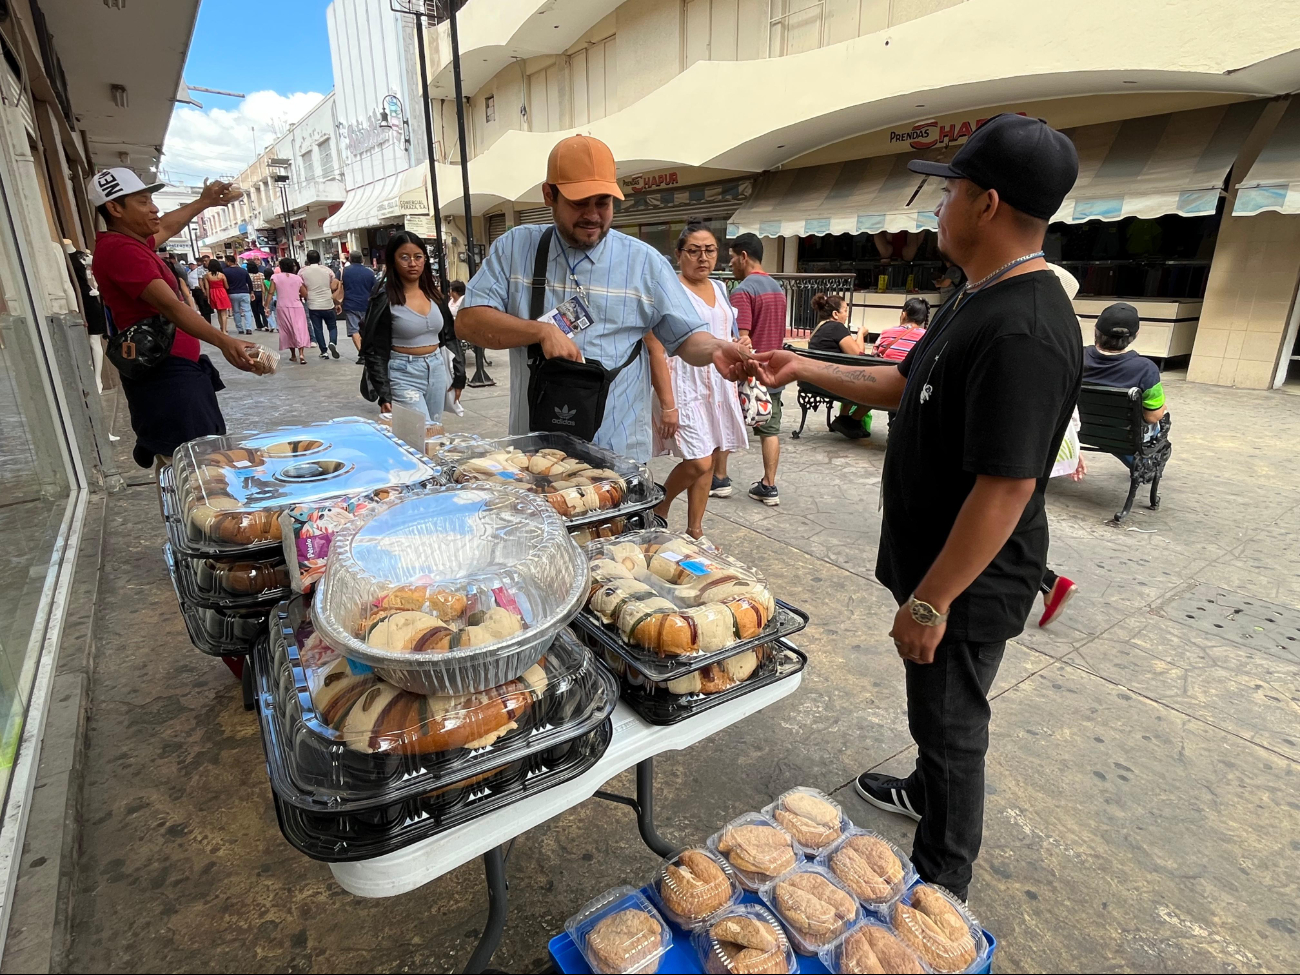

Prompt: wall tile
[1241,329,1283,363]
[1232,358,1275,388]
[1186,355,1221,384]
[1192,328,1228,359]
[1225,330,1246,359]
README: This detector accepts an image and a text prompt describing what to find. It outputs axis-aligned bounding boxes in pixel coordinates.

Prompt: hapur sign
[889,112,1028,151]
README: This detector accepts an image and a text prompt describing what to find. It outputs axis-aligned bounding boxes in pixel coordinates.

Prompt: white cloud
[160,89,326,184]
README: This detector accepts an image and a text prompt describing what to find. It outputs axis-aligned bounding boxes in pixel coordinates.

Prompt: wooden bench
[1077,382,1172,523]
[785,343,897,439]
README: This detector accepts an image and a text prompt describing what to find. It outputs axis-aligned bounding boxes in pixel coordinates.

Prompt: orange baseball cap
[547,135,624,201]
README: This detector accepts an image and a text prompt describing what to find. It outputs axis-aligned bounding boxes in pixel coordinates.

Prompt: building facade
[417,0,1300,388]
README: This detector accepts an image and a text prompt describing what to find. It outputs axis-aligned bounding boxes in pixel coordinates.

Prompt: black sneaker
[329,342,340,359]
[319,351,329,359]
[748,481,779,506]
[855,772,921,822]
[709,476,732,498]
[829,415,869,440]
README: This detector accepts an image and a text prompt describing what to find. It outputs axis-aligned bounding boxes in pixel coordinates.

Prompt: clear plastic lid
[568,509,655,547]
[254,597,618,812]
[279,488,411,595]
[761,787,850,856]
[691,904,796,975]
[707,813,799,891]
[758,863,861,954]
[817,828,916,912]
[171,546,291,609]
[170,418,440,554]
[311,484,589,695]
[565,887,672,975]
[817,918,928,975]
[433,432,660,528]
[890,885,988,974]
[649,848,742,930]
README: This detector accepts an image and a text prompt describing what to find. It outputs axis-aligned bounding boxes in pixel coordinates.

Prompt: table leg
[593,757,676,858]
[462,846,508,975]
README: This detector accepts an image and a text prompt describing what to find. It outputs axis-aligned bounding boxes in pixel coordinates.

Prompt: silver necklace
[964,250,1045,293]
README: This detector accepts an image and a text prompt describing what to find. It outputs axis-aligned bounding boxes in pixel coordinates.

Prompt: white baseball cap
[87,168,164,208]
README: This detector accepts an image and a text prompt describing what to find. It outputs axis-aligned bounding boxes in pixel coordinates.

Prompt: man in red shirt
[728,233,787,506]
[89,168,257,469]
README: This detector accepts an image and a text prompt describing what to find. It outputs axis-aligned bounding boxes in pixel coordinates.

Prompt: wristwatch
[907,596,949,627]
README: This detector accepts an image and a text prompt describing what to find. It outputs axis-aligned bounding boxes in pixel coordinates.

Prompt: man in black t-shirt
[752,115,1081,900]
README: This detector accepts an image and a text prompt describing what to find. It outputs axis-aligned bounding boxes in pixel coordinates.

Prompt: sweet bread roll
[772,792,841,850]
[380,585,468,620]
[839,926,924,974]
[830,834,903,903]
[312,657,378,724]
[708,917,788,974]
[772,872,856,946]
[716,825,795,879]
[660,850,732,920]
[891,889,976,973]
[586,908,663,974]
[366,611,448,651]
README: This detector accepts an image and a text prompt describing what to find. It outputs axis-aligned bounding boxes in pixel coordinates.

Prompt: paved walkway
[61,337,1300,972]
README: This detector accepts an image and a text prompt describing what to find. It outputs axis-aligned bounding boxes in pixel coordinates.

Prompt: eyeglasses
[396,253,426,265]
[682,246,718,259]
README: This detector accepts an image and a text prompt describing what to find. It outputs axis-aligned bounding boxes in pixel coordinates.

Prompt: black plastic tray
[571,598,808,683]
[567,508,655,546]
[254,597,619,812]
[164,545,273,656]
[270,719,612,861]
[170,544,291,610]
[592,638,807,725]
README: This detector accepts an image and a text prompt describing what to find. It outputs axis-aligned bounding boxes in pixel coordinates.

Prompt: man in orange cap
[457,134,748,462]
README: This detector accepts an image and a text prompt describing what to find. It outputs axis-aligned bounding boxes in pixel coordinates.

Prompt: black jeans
[307,308,338,352]
[902,637,1005,900]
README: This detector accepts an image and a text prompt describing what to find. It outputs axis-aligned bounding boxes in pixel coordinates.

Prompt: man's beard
[558,221,610,249]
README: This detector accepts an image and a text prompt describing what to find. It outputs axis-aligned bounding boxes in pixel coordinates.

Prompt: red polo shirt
[92,231,200,361]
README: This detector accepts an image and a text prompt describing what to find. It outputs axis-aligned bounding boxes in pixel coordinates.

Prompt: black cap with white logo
[908,114,1079,221]
[1095,302,1141,339]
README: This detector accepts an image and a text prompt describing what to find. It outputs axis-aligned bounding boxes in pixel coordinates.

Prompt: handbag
[738,377,773,428]
[105,313,175,381]
[526,226,641,441]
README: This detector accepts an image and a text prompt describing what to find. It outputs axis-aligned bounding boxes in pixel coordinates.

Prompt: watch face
[911,601,938,625]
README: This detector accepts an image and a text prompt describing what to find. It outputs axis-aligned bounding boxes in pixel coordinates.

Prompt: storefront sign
[625,171,680,193]
[404,214,436,236]
[889,112,1028,151]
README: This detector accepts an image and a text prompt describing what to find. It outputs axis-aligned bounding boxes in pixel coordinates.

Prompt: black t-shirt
[808,319,852,353]
[876,270,1082,642]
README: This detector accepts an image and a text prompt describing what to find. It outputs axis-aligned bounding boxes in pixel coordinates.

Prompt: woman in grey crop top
[358,230,454,423]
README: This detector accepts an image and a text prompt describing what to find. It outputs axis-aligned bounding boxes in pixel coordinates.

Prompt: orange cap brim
[556,179,624,202]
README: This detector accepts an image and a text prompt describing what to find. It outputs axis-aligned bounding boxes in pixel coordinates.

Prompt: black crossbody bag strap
[527,225,555,367]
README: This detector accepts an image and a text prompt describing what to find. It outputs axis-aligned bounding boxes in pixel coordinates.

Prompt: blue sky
[161,0,335,184]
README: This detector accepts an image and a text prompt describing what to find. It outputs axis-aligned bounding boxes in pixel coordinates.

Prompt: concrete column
[782,234,799,273]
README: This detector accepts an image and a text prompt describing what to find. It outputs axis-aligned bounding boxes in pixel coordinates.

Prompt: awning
[1053,101,1264,224]
[614,180,752,227]
[1232,98,1300,216]
[727,156,941,238]
[323,167,428,234]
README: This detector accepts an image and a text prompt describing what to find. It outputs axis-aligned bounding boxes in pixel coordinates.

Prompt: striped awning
[1232,98,1300,216]
[1053,101,1264,224]
[322,169,422,234]
[727,155,941,238]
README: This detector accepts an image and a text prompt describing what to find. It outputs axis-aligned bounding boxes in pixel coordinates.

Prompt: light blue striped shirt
[462,224,705,462]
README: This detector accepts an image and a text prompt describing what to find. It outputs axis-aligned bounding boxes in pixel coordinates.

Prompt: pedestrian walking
[87,169,257,473]
[648,221,748,539]
[263,263,278,331]
[340,250,377,361]
[300,249,342,359]
[445,279,468,413]
[202,258,232,332]
[247,259,270,330]
[269,257,311,364]
[358,231,452,422]
[750,114,1082,901]
[455,134,745,462]
[222,255,254,334]
[728,233,787,506]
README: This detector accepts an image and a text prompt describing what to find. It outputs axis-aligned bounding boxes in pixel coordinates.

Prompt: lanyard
[553,236,590,302]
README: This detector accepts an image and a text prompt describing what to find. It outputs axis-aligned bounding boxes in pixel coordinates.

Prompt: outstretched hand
[711,340,750,382]
[748,349,802,388]
[220,335,258,372]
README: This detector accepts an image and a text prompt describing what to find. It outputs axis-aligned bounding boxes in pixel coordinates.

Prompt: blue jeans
[228,292,252,333]
[307,308,338,352]
[388,350,448,423]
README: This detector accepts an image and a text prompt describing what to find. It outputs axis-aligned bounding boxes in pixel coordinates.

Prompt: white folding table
[328,669,803,972]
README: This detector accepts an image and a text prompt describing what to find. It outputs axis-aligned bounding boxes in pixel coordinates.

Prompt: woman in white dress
[646,222,749,539]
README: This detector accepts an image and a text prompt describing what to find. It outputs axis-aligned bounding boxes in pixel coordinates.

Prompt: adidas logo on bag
[553,404,576,426]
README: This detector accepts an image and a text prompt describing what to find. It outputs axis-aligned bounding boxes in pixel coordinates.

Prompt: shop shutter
[486,212,507,248]
[515,206,551,225]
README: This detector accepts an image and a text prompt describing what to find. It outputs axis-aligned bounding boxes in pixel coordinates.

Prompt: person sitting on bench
[1083,302,1167,466]
[807,292,873,439]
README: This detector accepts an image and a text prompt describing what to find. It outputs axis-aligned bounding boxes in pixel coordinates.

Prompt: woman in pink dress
[268,257,311,364]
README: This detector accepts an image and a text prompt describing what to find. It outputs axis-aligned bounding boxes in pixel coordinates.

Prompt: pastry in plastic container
[171,547,290,608]
[648,848,741,930]
[692,904,796,975]
[758,863,861,954]
[761,787,849,856]
[168,418,440,555]
[890,885,989,974]
[565,887,672,974]
[707,813,798,890]
[817,828,916,912]
[164,544,273,655]
[432,432,662,527]
[817,918,927,974]
[254,596,618,812]
[569,509,655,546]
[312,483,588,695]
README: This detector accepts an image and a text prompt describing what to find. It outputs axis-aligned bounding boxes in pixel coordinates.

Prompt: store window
[570,36,616,126]
[1051,212,1220,299]
[317,139,336,179]
[527,66,560,132]
[768,0,824,57]
[300,148,315,183]
[798,230,944,291]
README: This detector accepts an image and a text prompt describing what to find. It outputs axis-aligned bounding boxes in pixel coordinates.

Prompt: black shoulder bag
[106,313,175,382]
[526,226,641,441]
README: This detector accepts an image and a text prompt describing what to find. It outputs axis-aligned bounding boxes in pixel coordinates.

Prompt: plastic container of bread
[761,787,851,857]
[707,812,799,891]
[591,639,807,726]
[170,546,291,609]
[816,827,917,914]
[817,917,931,974]
[568,509,656,547]
[311,484,589,695]
[758,862,863,954]
[164,545,272,655]
[573,530,808,682]
[565,886,672,975]
[888,884,990,974]
[432,432,663,528]
[255,596,618,812]
[691,903,797,975]
[647,848,742,931]
[168,418,440,555]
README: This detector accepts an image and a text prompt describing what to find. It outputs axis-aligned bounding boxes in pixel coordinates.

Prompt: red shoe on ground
[1038,575,1077,627]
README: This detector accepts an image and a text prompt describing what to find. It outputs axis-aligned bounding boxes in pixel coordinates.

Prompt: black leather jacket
[358,277,456,405]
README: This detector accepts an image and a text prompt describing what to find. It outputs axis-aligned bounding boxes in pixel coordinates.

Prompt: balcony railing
[286,178,347,213]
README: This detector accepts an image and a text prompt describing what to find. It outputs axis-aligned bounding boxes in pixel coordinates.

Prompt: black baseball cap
[1095,302,1140,338]
[907,114,1079,221]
